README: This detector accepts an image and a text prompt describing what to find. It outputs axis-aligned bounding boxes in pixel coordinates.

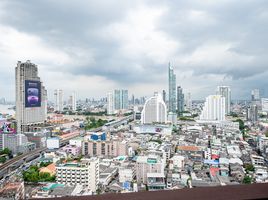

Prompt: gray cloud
[0,0,268,100]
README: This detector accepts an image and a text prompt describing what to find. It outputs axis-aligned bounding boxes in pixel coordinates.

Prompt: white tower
[141,93,167,124]
[200,95,226,121]
[107,92,115,115]
[54,89,63,112]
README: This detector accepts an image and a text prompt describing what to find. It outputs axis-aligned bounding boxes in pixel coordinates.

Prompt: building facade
[54,89,63,112]
[16,60,47,133]
[168,63,176,113]
[56,158,99,192]
[217,86,231,115]
[107,92,115,115]
[177,86,184,115]
[114,89,128,110]
[141,93,167,124]
[200,95,226,121]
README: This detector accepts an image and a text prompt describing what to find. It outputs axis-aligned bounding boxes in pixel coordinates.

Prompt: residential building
[56,158,99,192]
[200,95,226,121]
[261,98,268,112]
[184,92,192,111]
[135,155,165,184]
[177,86,184,115]
[119,167,135,183]
[16,60,47,133]
[114,89,128,110]
[217,86,231,115]
[70,92,76,111]
[141,93,167,124]
[107,92,115,115]
[54,89,64,112]
[162,90,166,103]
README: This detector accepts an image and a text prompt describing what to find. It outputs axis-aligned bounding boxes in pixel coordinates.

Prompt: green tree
[0,156,6,163]
[243,175,252,184]
[245,164,255,172]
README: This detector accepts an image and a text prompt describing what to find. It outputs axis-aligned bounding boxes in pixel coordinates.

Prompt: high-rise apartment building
[56,158,99,192]
[251,89,260,101]
[168,63,176,113]
[16,60,47,133]
[71,92,76,111]
[54,89,63,112]
[177,86,184,115]
[184,92,192,111]
[141,93,167,124]
[261,98,268,112]
[107,92,115,115]
[217,86,231,115]
[200,95,226,121]
[114,89,128,110]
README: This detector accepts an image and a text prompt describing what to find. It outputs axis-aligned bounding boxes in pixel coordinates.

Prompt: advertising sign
[25,80,41,107]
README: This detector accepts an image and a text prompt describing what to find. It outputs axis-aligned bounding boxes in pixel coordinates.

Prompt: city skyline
[0,0,268,101]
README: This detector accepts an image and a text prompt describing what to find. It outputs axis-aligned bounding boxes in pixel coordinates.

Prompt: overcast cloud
[0,0,267,101]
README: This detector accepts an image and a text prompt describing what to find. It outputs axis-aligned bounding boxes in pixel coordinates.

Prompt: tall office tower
[54,89,63,112]
[131,94,135,105]
[177,86,184,115]
[71,92,77,111]
[162,90,166,103]
[184,92,192,111]
[114,89,129,110]
[141,93,167,124]
[247,105,258,122]
[114,89,121,110]
[107,92,115,115]
[16,60,47,133]
[200,95,226,121]
[121,89,128,109]
[217,86,231,115]
[168,63,176,113]
[261,98,268,112]
[251,89,260,101]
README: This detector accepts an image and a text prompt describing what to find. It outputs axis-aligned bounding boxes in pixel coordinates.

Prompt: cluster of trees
[23,165,55,183]
[84,117,108,130]
[178,117,195,121]
[0,148,12,163]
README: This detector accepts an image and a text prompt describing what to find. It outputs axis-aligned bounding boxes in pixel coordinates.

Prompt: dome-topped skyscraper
[141,93,167,124]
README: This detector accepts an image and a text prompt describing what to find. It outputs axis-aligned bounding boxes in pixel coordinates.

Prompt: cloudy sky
[0,0,267,101]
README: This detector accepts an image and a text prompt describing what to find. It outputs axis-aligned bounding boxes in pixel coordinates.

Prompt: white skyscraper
[71,92,77,111]
[141,93,167,124]
[107,92,115,115]
[200,95,226,121]
[261,98,268,112]
[54,89,64,112]
[16,60,47,133]
[114,89,128,110]
[217,86,231,115]
[184,92,192,111]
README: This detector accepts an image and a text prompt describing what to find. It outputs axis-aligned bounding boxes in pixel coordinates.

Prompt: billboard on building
[25,80,41,107]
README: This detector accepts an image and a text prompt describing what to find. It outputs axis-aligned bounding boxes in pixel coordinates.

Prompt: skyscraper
[71,92,76,111]
[251,89,260,101]
[54,89,64,112]
[168,63,176,113]
[177,86,184,115]
[200,95,226,121]
[184,92,192,111]
[141,93,167,124]
[107,92,114,115]
[16,60,47,133]
[162,90,166,103]
[114,89,128,110]
[217,86,231,115]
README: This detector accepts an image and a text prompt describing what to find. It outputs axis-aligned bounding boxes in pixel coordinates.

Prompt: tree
[243,175,252,184]
[233,119,245,131]
[0,156,6,163]
[245,164,255,172]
